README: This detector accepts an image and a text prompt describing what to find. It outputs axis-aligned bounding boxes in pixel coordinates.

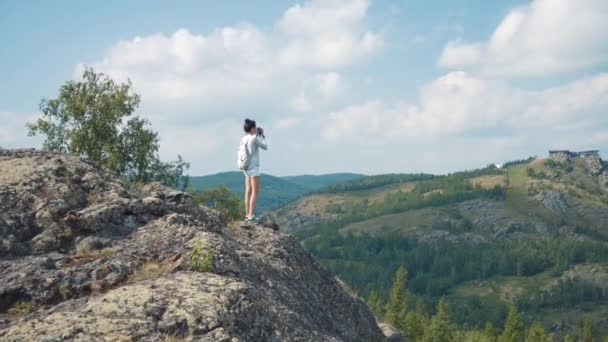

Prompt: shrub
[8,301,35,317]
[190,240,214,272]
[195,185,244,222]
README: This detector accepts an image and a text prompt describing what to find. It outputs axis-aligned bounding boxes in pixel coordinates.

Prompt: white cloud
[438,0,608,76]
[316,72,342,98]
[437,40,482,68]
[276,0,382,68]
[79,26,274,108]
[324,72,608,143]
[288,72,343,113]
[0,111,42,149]
[274,117,303,130]
[80,0,380,114]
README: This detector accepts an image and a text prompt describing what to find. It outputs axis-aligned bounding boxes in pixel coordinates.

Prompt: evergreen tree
[562,335,573,342]
[415,298,430,324]
[403,298,428,341]
[422,298,455,342]
[366,289,383,317]
[463,330,495,342]
[483,322,497,341]
[405,311,424,340]
[499,305,524,342]
[580,319,593,342]
[525,321,551,342]
[384,266,408,330]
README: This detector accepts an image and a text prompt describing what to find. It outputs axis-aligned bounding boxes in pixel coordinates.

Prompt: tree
[483,322,497,341]
[422,298,455,342]
[463,330,495,342]
[366,289,384,317]
[196,185,245,221]
[499,305,524,342]
[580,319,593,342]
[525,322,552,342]
[405,311,424,340]
[404,298,429,340]
[27,67,189,189]
[384,266,409,330]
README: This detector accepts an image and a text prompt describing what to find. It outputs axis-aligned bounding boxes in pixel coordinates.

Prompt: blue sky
[1,0,607,176]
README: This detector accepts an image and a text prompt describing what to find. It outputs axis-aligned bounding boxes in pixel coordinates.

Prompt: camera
[256,127,264,136]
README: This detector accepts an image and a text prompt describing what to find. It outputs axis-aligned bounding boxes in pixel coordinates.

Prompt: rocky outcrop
[0,149,388,341]
[534,190,568,214]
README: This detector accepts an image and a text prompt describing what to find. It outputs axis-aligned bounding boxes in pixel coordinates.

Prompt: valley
[271,153,608,338]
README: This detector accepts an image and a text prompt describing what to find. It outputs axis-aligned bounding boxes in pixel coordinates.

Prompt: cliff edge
[0,149,396,341]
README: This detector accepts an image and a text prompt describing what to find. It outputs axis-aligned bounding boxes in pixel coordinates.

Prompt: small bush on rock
[8,301,35,317]
[190,240,214,272]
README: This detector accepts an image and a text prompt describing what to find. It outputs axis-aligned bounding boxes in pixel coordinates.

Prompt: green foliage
[196,184,245,221]
[498,305,524,342]
[8,301,35,317]
[99,248,113,258]
[384,266,409,330]
[63,227,73,238]
[318,173,437,193]
[525,321,552,342]
[422,298,455,342]
[190,240,214,272]
[503,157,535,168]
[366,289,384,317]
[27,67,189,189]
[462,330,496,342]
[484,322,498,341]
[405,311,425,340]
[189,172,310,213]
[580,319,593,342]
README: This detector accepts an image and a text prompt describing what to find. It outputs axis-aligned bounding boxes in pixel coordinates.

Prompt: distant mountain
[271,155,608,338]
[188,172,364,213]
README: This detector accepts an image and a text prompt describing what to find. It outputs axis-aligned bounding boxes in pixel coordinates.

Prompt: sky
[1,0,608,176]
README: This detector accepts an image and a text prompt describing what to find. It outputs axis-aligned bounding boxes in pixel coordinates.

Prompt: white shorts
[244,166,260,177]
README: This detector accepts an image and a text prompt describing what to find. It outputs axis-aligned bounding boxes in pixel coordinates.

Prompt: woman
[240,118,267,221]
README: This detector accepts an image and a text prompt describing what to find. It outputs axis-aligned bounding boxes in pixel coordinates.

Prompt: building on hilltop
[548,150,577,160]
[548,149,600,161]
[579,150,600,158]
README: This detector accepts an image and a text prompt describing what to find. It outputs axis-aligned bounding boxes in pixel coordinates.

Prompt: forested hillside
[189,172,364,213]
[272,156,608,339]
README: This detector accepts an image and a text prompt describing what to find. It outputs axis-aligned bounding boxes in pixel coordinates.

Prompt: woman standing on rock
[237,118,268,222]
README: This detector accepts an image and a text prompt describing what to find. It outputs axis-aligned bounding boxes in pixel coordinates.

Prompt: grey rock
[535,190,568,214]
[0,149,388,341]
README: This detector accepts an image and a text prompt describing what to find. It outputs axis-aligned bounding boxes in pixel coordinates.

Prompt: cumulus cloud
[323,72,608,143]
[438,0,608,76]
[80,0,380,112]
[276,0,382,68]
[288,72,343,113]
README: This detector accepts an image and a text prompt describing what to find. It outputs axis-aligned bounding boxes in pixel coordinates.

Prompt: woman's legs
[248,176,260,218]
[244,176,252,218]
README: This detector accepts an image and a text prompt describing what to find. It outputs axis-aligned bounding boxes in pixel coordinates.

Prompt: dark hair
[244,118,256,132]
